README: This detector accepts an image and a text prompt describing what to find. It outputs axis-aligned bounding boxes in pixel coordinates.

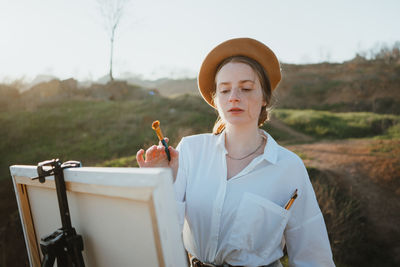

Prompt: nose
[228,88,240,103]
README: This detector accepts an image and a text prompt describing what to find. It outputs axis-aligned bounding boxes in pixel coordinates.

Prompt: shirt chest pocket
[227,192,290,258]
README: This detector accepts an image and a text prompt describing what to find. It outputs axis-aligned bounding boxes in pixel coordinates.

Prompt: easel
[11,163,188,267]
[33,159,85,267]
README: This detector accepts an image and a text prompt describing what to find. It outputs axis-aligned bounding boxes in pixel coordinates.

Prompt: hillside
[1,55,399,114]
[115,57,400,114]
[277,58,400,114]
[0,79,152,111]
[1,94,399,266]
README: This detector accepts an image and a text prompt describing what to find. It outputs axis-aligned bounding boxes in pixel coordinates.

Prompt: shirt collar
[215,129,278,164]
[260,130,278,165]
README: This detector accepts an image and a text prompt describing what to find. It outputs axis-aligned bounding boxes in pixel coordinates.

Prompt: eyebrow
[217,80,255,86]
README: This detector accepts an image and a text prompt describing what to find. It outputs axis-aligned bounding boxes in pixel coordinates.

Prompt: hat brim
[197,38,281,107]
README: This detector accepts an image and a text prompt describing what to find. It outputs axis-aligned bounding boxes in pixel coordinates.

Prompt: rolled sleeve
[285,161,335,266]
[285,213,334,267]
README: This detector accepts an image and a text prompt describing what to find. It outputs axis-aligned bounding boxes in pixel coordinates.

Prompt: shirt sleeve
[173,138,188,231]
[284,162,335,267]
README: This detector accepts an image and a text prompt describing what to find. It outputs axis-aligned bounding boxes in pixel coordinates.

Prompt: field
[1,90,399,266]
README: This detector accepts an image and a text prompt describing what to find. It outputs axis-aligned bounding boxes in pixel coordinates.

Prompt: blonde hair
[212,56,273,135]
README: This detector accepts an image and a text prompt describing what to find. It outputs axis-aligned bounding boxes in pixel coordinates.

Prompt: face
[214,62,266,127]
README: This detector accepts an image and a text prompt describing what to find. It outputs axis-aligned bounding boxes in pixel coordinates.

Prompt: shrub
[273,109,400,139]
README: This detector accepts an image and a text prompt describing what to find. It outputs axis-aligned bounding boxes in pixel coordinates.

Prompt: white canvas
[10,165,188,267]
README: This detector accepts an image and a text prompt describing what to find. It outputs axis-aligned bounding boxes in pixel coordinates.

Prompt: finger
[169,146,179,159]
[146,145,157,161]
[152,146,159,159]
[152,145,164,159]
[158,137,169,146]
[157,145,166,155]
[136,149,145,167]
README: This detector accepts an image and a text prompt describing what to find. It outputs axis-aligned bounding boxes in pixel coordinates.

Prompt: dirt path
[288,139,400,263]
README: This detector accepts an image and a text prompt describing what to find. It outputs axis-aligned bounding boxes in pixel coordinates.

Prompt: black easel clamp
[34,159,85,267]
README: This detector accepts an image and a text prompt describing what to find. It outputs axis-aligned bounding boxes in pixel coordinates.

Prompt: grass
[368,139,400,154]
[308,167,364,265]
[384,123,400,138]
[306,167,397,267]
[98,155,138,167]
[0,95,215,180]
[273,109,400,139]
[262,122,297,141]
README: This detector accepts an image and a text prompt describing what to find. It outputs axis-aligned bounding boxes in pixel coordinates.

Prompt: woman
[136,38,335,267]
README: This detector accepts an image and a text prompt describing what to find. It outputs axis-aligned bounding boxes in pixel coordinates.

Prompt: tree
[97,0,129,82]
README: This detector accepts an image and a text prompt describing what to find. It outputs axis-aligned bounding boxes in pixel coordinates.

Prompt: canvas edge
[10,166,38,267]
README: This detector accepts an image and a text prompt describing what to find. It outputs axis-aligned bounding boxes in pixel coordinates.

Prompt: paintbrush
[151,120,171,161]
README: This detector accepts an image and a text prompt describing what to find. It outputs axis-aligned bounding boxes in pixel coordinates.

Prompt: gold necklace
[226,135,266,160]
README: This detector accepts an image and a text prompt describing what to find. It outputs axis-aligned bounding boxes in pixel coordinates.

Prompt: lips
[228,107,244,113]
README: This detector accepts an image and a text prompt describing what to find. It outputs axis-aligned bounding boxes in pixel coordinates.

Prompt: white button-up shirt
[173,130,335,267]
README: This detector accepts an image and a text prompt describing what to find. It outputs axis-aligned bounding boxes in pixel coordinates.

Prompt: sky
[0,0,399,82]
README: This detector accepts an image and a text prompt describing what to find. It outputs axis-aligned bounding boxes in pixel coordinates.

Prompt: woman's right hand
[136,138,179,179]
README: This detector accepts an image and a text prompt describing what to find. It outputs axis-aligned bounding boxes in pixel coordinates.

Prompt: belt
[190,257,240,267]
[190,256,271,267]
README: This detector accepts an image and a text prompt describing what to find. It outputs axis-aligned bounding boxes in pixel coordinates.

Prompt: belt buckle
[191,257,217,267]
[191,258,201,267]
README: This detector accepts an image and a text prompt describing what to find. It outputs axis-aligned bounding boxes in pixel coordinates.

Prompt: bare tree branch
[97,0,130,82]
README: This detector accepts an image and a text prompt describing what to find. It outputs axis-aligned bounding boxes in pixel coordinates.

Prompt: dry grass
[308,168,365,265]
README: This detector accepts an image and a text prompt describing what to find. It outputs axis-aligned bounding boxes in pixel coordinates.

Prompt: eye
[241,88,253,92]
[219,88,230,94]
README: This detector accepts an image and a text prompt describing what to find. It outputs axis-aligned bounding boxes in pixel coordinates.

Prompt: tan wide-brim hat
[198,37,281,107]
